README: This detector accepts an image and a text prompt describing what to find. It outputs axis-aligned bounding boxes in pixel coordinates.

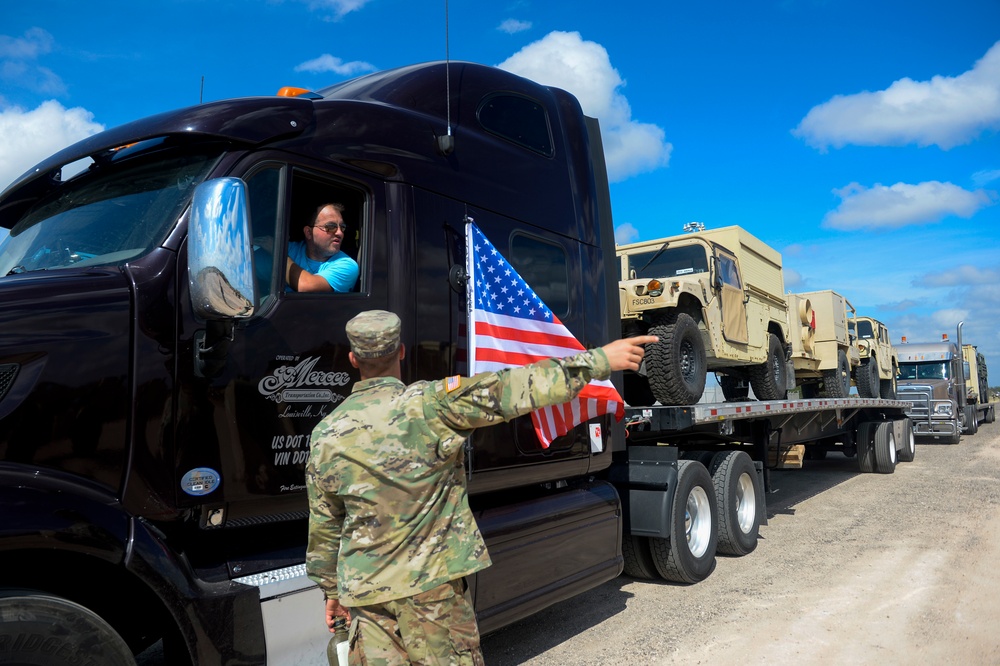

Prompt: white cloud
[914,265,1000,288]
[615,222,639,245]
[497,31,671,182]
[498,19,532,34]
[295,0,373,19]
[794,40,1000,150]
[783,267,803,290]
[0,100,104,191]
[294,54,376,76]
[822,181,996,230]
[972,168,1000,186]
[0,28,65,96]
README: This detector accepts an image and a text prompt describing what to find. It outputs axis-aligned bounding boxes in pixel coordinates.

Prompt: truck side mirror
[188,178,257,320]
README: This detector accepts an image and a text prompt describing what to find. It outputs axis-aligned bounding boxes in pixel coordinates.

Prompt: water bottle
[327,617,349,666]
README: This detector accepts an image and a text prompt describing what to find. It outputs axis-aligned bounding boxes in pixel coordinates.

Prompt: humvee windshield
[626,244,709,280]
[855,320,875,339]
[0,140,222,276]
[898,362,949,381]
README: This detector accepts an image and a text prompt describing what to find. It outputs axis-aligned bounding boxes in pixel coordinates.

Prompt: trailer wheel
[879,372,897,400]
[0,591,136,666]
[648,460,717,583]
[749,333,787,401]
[856,359,879,398]
[621,535,659,580]
[819,350,851,398]
[986,405,996,424]
[963,406,979,435]
[709,451,760,556]
[872,421,897,474]
[856,422,876,473]
[897,419,916,463]
[719,375,749,401]
[646,313,707,406]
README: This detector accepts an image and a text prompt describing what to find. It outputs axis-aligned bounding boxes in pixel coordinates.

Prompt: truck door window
[718,254,741,289]
[285,169,367,294]
[508,233,569,317]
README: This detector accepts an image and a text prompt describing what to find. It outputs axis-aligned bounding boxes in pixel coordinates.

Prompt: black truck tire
[819,349,851,398]
[963,405,979,435]
[649,460,717,583]
[646,314,707,406]
[872,421,897,474]
[897,418,916,463]
[719,375,750,401]
[856,358,879,398]
[0,591,136,666]
[879,372,897,400]
[856,422,876,473]
[709,451,760,556]
[621,535,659,580]
[748,333,787,401]
[986,404,996,424]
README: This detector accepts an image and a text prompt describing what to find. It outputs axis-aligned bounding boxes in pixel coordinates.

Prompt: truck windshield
[855,320,874,339]
[627,244,709,280]
[898,362,950,381]
[0,142,223,276]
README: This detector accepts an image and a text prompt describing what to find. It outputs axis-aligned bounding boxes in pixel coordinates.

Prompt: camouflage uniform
[306,310,611,665]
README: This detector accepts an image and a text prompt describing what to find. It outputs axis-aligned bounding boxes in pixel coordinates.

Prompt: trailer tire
[879,372,897,400]
[749,333,787,401]
[621,535,659,580]
[897,419,916,463]
[0,591,136,666]
[856,422,876,473]
[872,421,897,474]
[986,405,996,424]
[649,460,717,583]
[646,314,707,406]
[856,359,879,398]
[819,350,851,398]
[709,451,760,556]
[719,375,750,401]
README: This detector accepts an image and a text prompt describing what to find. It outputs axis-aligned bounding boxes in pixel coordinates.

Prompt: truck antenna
[437,0,455,155]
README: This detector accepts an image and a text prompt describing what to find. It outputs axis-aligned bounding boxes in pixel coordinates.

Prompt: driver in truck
[285,202,360,292]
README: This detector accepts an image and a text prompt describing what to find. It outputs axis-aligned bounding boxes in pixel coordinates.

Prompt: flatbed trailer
[609,397,913,584]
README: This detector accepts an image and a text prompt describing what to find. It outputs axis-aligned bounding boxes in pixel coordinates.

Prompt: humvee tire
[646,313,706,406]
[819,349,851,398]
[749,333,787,401]
[856,358,879,398]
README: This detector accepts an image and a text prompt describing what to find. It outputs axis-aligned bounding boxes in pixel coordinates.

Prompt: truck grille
[0,364,18,402]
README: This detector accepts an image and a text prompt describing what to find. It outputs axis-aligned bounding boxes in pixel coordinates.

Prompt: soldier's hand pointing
[602,335,658,372]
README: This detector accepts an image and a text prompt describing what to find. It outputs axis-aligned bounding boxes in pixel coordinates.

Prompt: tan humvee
[618,225,790,406]
[785,290,860,398]
[851,316,898,399]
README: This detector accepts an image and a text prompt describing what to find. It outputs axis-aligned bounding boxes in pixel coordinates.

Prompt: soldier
[306,309,656,665]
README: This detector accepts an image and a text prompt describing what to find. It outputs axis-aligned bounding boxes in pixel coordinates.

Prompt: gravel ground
[481,422,1000,665]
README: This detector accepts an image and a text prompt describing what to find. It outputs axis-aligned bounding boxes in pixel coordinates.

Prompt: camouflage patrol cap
[346,310,401,358]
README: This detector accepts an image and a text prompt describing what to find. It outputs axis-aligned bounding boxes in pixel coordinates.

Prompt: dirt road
[481,424,1000,665]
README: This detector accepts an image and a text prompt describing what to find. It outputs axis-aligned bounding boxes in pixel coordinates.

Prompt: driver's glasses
[315,223,347,234]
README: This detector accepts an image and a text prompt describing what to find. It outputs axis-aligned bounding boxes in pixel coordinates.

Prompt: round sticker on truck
[181,467,221,496]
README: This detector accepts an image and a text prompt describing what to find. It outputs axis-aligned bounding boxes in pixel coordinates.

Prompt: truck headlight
[933,403,954,417]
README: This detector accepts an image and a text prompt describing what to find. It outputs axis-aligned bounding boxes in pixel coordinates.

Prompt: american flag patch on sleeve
[445,375,462,393]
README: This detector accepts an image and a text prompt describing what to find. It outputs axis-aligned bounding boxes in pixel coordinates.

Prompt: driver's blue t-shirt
[287,241,359,292]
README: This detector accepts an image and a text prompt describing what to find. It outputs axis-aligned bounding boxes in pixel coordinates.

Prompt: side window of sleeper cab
[508,233,569,318]
[284,169,366,295]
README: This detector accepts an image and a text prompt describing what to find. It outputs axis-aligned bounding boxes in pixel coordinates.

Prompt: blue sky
[2,0,999,376]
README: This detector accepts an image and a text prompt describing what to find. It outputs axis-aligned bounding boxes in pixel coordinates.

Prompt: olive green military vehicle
[785,290,861,398]
[618,225,791,406]
[851,316,899,399]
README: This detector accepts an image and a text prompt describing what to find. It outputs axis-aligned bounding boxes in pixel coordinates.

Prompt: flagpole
[464,215,476,377]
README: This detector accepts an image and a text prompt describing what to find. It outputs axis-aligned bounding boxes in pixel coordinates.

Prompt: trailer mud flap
[610,445,679,540]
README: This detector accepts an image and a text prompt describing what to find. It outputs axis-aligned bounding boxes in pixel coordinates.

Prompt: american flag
[466,222,624,448]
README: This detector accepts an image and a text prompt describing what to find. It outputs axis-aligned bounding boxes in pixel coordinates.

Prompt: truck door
[174,156,389,557]
[716,249,749,344]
